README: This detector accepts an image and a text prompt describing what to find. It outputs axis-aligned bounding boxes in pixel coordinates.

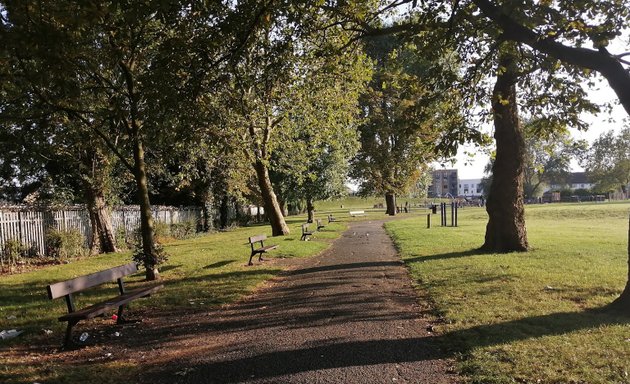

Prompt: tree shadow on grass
[203,260,234,269]
[404,248,486,263]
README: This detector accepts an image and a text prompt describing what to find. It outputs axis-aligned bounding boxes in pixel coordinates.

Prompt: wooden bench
[316,219,325,231]
[349,210,366,217]
[47,262,163,348]
[328,214,336,223]
[248,234,278,265]
[301,224,314,241]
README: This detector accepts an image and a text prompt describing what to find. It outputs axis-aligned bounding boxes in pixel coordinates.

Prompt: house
[548,172,594,191]
[429,169,458,197]
[458,178,484,197]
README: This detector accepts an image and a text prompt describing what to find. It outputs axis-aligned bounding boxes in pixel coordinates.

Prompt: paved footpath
[150,220,459,384]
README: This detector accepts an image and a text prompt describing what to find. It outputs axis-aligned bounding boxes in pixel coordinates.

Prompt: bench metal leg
[63,320,79,349]
[248,252,256,266]
[116,304,126,323]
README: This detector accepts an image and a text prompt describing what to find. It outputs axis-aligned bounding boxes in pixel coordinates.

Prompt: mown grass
[386,202,630,384]
[0,213,350,384]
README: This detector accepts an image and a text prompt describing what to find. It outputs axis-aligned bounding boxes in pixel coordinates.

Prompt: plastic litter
[42,329,53,335]
[111,314,118,321]
[0,329,24,340]
[79,332,89,342]
[6,315,17,320]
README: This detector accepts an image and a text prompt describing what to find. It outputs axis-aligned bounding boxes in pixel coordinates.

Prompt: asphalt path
[149,219,460,384]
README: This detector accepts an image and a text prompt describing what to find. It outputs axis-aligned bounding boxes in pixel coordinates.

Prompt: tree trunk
[481,47,528,253]
[133,139,159,280]
[277,197,288,217]
[609,215,630,312]
[385,192,396,216]
[84,183,117,255]
[306,197,315,223]
[219,194,229,228]
[254,159,290,236]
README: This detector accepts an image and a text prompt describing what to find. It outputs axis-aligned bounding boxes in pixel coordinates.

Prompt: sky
[450,32,629,180]
[449,76,628,180]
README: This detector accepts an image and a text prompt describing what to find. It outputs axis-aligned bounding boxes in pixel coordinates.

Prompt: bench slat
[253,245,278,253]
[249,234,267,244]
[58,285,163,322]
[47,262,139,299]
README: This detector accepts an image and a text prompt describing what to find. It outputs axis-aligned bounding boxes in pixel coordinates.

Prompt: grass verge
[385,202,630,384]
[0,213,346,384]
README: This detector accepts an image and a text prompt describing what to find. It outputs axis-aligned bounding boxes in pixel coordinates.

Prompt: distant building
[548,172,594,191]
[458,178,484,197]
[429,169,458,197]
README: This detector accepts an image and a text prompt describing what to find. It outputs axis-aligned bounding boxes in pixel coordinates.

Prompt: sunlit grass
[386,202,630,384]
[0,212,349,384]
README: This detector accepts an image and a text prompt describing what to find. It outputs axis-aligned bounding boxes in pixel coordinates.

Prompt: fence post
[427,213,431,229]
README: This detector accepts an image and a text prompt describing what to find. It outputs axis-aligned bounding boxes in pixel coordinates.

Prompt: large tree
[352,35,467,215]
[218,3,370,235]
[582,126,630,195]
[1,1,220,279]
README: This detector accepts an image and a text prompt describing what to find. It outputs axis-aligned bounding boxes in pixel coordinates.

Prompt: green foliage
[170,220,197,240]
[1,239,28,270]
[45,228,86,261]
[522,119,586,199]
[582,126,630,193]
[351,35,468,197]
[132,241,168,271]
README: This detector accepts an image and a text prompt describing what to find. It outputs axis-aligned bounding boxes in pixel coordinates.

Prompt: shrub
[1,238,27,270]
[115,226,129,250]
[46,228,86,261]
[170,220,197,239]
[132,241,169,271]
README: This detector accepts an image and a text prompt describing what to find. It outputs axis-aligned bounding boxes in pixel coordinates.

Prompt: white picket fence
[0,205,201,256]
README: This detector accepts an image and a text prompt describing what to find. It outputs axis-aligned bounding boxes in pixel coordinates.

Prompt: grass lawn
[0,212,352,384]
[386,202,630,384]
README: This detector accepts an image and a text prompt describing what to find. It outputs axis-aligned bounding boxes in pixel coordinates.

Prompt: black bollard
[427,213,431,228]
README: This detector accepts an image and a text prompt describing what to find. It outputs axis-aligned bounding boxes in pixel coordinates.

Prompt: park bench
[328,214,336,223]
[349,210,366,217]
[301,223,314,241]
[46,262,163,348]
[316,219,325,231]
[248,234,278,265]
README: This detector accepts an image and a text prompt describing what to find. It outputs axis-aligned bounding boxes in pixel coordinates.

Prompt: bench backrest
[249,234,267,244]
[47,262,139,300]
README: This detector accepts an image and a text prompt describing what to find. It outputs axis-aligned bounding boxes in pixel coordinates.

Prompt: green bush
[170,220,197,239]
[46,228,86,261]
[1,238,27,270]
[115,226,129,250]
[153,221,171,238]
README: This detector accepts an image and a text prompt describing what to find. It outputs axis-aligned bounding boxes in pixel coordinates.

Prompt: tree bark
[481,47,528,253]
[133,139,159,280]
[254,159,290,236]
[219,193,229,229]
[84,183,117,255]
[609,215,630,312]
[306,197,315,223]
[385,192,396,216]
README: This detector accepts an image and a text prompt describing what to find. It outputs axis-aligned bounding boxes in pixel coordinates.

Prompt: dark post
[454,203,458,227]
[427,213,431,228]
[451,202,455,227]
[441,203,446,226]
